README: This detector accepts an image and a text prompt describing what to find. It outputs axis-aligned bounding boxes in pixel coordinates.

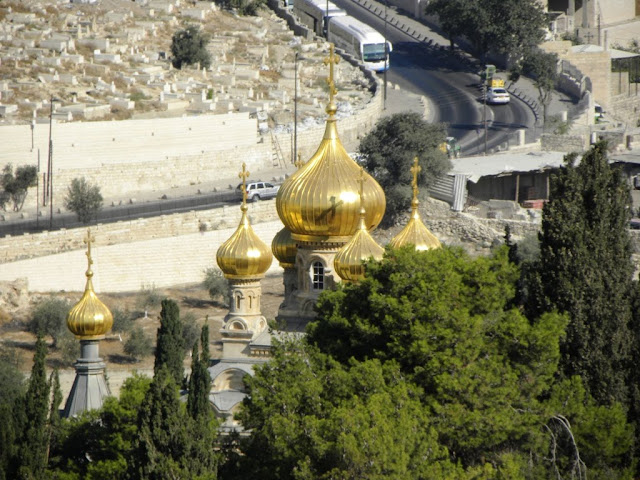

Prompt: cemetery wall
[0,200,285,292]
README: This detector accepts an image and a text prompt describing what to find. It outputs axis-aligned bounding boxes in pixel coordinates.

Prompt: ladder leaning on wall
[270,131,286,168]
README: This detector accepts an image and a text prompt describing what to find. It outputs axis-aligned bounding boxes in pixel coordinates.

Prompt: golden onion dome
[389,157,441,251]
[217,164,273,279]
[272,227,297,268]
[334,206,384,282]
[276,44,385,243]
[67,230,113,340]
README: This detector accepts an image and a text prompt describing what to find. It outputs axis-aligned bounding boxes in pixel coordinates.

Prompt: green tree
[29,297,72,349]
[357,112,450,226]
[526,142,634,408]
[49,373,152,479]
[132,366,218,479]
[233,338,459,480]
[64,177,103,224]
[299,246,634,477]
[519,48,559,123]
[187,324,211,420]
[170,25,212,70]
[12,336,54,478]
[0,349,25,480]
[0,164,37,212]
[203,267,230,306]
[154,299,185,385]
[425,0,546,61]
[124,326,153,361]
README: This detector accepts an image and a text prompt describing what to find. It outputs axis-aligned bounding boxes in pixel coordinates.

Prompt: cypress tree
[154,299,185,385]
[187,324,211,420]
[528,142,634,407]
[14,335,52,478]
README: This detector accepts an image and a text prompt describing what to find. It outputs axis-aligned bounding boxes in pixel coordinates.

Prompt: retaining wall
[0,201,285,292]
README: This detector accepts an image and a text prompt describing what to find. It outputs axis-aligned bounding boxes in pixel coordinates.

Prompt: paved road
[330,0,537,154]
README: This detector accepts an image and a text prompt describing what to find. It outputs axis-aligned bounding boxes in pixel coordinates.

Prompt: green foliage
[234,338,460,479]
[187,324,212,420]
[12,335,54,478]
[154,299,185,385]
[526,142,635,407]
[0,164,37,212]
[0,348,25,406]
[357,112,450,226]
[203,267,230,306]
[111,307,134,334]
[57,329,81,366]
[49,373,152,479]
[124,326,153,361]
[137,283,162,311]
[425,0,546,60]
[29,297,72,348]
[519,48,559,122]
[170,25,211,70]
[133,366,218,479]
[181,311,200,352]
[64,177,103,224]
[237,245,639,478]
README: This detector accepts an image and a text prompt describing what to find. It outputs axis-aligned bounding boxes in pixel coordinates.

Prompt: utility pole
[483,81,487,156]
[325,0,329,38]
[383,0,388,109]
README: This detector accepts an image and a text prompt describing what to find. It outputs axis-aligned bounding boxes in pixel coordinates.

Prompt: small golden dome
[217,164,273,279]
[276,44,385,243]
[272,227,297,268]
[389,158,441,251]
[67,230,113,340]
[334,169,384,282]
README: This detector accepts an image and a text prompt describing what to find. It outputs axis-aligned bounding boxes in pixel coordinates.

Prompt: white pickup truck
[236,181,280,202]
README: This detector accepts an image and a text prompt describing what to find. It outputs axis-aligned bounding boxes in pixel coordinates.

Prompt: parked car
[486,87,510,105]
[236,181,280,202]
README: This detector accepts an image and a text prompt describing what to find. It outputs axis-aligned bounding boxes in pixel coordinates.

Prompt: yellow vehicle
[489,78,505,88]
[439,137,461,159]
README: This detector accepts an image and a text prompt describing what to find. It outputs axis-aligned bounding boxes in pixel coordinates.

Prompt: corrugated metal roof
[570,44,639,59]
[450,151,567,183]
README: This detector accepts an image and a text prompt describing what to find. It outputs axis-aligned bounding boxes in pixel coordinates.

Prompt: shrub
[170,25,211,69]
[137,283,163,311]
[111,307,134,334]
[203,268,230,306]
[181,312,200,353]
[29,297,72,348]
[124,326,153,361]
[64,177,103,224]
[57,330,80,367]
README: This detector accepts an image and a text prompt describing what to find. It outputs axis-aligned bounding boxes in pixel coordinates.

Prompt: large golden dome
[217,165,273,279]
[276,44,385,243]
[389,158,441,251]
[272,227,297,268]
[67,231,113,340]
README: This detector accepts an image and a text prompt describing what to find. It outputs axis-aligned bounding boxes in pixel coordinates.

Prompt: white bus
[293,0,346,37]
[327,15,391,72]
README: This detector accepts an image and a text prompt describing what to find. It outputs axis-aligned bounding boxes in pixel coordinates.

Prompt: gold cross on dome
[239,163,250,206]
[323,43,340,107]
[84,228,95,269]
[410,157,421,200]
[294,153,304,169]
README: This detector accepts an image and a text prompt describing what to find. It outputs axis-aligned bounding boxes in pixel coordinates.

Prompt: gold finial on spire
[294,153,304,169]
[84,228,95,277]
[323,43,340,116]
[238,163,250,208]
[410,157,421,202]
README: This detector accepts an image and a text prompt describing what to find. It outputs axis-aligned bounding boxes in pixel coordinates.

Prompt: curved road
[331,0,535,155]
